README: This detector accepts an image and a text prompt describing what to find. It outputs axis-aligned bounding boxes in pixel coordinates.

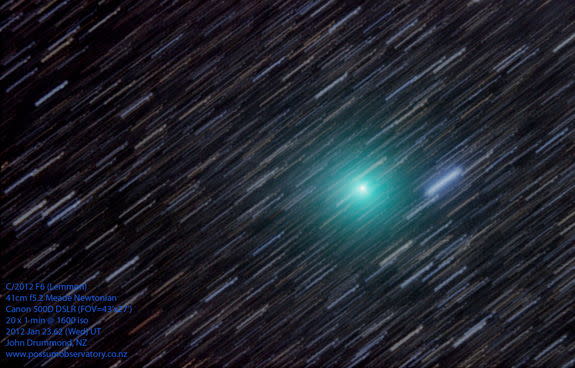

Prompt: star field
[1,0,575,367]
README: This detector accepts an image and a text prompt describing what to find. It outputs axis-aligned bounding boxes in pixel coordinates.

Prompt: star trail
[1,0,575,367]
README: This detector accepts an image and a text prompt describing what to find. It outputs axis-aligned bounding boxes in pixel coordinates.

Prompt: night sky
[1,0,575,367]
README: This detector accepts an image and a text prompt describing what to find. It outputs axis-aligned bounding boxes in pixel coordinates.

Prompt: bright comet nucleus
[357,183,369,195]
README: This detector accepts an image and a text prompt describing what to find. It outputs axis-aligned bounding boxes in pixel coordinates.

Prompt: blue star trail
[425,167,463,197]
